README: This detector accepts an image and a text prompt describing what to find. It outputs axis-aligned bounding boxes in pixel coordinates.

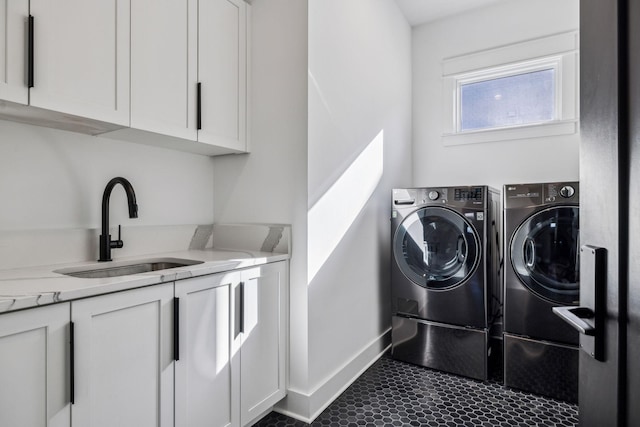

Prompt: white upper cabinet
[0,303,70,427]
[0,0,249,155]
[129,0,197,141]
[197,0,248,152]
[113,0,249,155]
[0,0,28,105]
[29,0,130,126]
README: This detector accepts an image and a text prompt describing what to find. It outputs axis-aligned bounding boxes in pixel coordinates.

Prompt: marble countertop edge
[0,248,289,314]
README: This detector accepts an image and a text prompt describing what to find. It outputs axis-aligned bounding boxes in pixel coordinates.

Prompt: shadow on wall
[307,130,384,285]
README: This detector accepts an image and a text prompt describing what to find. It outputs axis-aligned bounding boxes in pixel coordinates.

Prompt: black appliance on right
[503,181,580,403]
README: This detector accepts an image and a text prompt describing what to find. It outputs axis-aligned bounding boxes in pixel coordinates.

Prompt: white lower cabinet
[71,283,175,427]
[237,263,287,426]
[175,271,238,427]
[176,261,288,427]
[0,303,70,427]
[0,261,287,427]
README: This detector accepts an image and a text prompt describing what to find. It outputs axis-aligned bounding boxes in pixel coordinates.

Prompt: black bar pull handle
[28,15,34,88]
[196,82,202,130]
[174,297,180,361]
[70,321,75,404]
[239,282,245,334]
[234,282,245,337]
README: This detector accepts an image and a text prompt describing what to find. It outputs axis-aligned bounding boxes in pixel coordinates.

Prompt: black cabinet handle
[239,282,245,334]
[234,282,244,338]
[70,321,75,404]
[174,297,180,361]
[197,82,202,130]
[28,15,34,88]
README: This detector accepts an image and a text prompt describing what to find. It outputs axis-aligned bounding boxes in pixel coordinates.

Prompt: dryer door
[393,206,480,289]
[511,205,580,304]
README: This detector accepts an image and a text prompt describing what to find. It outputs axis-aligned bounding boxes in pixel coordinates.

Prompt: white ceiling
[395,0,508,26]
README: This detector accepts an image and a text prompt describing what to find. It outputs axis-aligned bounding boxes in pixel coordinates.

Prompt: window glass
[460,69,555,132]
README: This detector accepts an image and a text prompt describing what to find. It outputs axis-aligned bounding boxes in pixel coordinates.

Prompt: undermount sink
[55,258,204,279]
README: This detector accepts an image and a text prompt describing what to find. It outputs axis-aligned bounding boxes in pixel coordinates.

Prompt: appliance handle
[394,199,415,205]
[552,306,596,336]
[524,238,536,268]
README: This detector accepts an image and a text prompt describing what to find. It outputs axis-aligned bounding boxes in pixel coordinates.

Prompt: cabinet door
[237,262,287,425]
[29,0,130,125]
[0,303,70,427]
[198,0,247,152]
[0,0,28,104]
[71,284,174,427]
[175,272,239,427]
[129,0,198,140]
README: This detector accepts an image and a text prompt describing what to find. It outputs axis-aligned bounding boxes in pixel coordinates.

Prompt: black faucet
[98,177,138,262]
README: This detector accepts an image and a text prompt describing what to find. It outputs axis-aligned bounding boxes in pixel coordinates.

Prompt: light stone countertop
[0,223,291,314]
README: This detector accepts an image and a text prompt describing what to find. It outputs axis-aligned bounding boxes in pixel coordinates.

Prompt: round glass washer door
[510,205,580,304]
[393,206,480,290]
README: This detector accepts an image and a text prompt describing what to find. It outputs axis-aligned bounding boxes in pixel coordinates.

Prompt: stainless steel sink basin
[55,258,204,279]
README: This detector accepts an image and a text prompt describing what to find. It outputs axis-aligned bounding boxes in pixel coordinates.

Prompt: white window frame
[441,31,579,146]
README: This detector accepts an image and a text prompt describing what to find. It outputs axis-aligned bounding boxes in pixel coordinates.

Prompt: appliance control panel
[504,181,579,208]
[545,182,579,203]
[392,186,489,210]
[454,187,483,202]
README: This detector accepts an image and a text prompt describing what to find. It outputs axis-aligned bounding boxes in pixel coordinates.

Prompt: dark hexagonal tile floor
[253,355,578,426]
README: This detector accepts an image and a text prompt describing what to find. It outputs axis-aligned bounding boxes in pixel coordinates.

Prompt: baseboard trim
[274,328,391,423]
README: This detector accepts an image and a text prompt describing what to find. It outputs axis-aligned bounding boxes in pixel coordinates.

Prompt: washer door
[510,206,580,304]
[394,206,480,290]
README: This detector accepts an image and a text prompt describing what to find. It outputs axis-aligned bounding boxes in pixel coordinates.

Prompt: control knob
[428,191,439,201]
[559,185,575,198]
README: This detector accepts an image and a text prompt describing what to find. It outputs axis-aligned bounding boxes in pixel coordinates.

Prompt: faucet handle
[110,225,124,249]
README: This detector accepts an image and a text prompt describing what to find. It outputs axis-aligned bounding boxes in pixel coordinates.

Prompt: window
[442,32,578,145]
[460,67,556,131]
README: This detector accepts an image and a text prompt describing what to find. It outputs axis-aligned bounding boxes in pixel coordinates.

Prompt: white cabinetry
[71,283,174,427]
[0,0,248,155]
[128,0,197,141]
[197,0,248,152]
[0,0,28,105]
[107,0,249,155]
[175,271,238,427]
[0,0,129,131]
[0,303,70,427]
[0,260,286,427]
[236,262,287,425]
[29,0,130,126]
[175,261,287,427]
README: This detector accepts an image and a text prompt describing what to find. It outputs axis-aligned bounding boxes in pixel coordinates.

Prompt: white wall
[0,119,214,265]
[305,0,412,419]
[412,0,580,189]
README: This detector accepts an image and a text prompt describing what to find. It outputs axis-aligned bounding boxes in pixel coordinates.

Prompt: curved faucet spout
[99,177,138,262]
